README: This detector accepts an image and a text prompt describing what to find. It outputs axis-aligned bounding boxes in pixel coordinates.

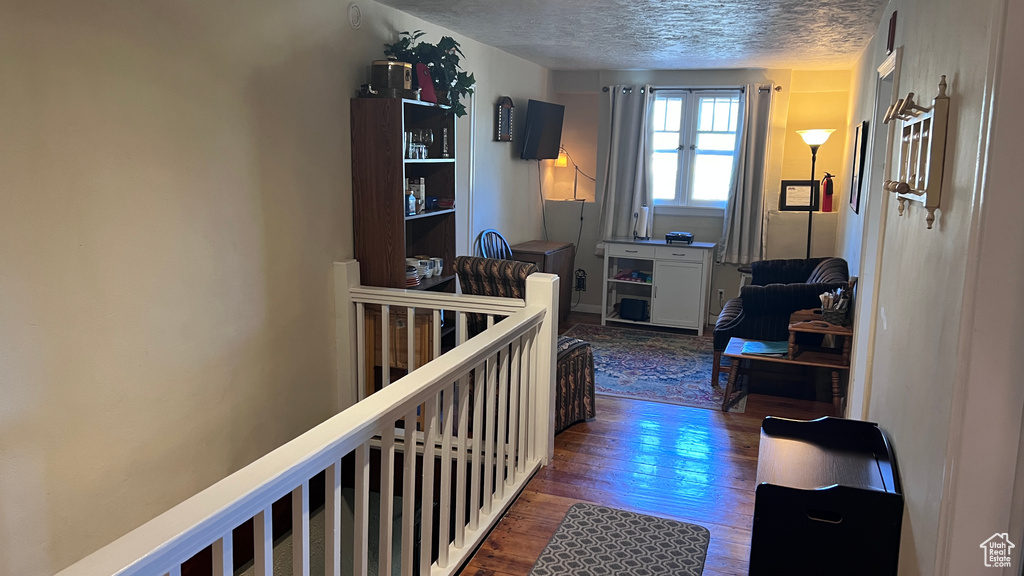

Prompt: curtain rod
[601,85,782,93]
[650,86,744,93]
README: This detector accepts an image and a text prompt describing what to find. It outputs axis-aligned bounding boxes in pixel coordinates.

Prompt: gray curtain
[720,84,773,264]
[597,85,654,252]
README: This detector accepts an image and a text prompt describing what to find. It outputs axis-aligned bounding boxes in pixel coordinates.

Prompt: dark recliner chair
[712,257,850,385]
[454,256,595,433]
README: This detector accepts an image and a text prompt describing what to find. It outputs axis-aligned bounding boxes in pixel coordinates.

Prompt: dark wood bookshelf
[350,97,456,291]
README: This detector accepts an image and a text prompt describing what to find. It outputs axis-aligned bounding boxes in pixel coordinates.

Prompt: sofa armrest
[741,281,848,316]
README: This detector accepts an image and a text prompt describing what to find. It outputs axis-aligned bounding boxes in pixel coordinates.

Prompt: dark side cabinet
[749,416,903,575]
[510,240,574,324]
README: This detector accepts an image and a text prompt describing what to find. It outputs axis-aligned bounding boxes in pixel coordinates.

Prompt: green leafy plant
[384,30,476,117]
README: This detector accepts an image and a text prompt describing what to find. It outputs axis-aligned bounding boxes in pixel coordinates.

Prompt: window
[650,90,742,209]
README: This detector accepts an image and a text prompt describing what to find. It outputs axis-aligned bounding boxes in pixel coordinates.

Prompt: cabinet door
[652,260,703,328]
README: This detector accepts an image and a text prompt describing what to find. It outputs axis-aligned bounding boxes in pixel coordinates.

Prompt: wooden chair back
[477,228,513,259]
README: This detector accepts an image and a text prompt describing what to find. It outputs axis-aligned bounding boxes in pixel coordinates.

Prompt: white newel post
[334,260,361,411]
[525,273,559,464]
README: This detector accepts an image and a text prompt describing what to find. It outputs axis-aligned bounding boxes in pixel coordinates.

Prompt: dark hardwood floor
[460,313,835,576]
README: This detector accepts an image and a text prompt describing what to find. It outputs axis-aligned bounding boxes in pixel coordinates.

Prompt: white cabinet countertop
[603,237,716,250]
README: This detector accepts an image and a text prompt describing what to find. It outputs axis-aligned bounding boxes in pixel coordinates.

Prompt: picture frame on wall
[779,180,820,211]
[850,120,869,214]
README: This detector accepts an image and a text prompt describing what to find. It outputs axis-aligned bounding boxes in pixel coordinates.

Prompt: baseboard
[570,302,603,315]
[571,304,713,321]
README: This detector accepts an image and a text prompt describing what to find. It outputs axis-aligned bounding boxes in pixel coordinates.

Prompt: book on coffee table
[740,340,789,357]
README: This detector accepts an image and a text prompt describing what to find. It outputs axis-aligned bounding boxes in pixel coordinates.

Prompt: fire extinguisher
[821,172,835,212]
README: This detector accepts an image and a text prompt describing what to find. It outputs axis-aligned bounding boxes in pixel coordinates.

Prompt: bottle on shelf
[406,189,416,216]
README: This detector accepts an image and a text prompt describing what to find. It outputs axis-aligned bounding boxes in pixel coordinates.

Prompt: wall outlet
[574,269,587,291]
[717,288,725,307]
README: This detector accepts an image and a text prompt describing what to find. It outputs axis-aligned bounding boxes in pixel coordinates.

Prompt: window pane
[652,152,679,200]
[698,99,715,131]
[713,98,732,131]
[692,154,735,201]
[665,98,683,131]
[728,99,738,132]
[653,131,680,151]
[696,133,736,151]
[652,99,666,131]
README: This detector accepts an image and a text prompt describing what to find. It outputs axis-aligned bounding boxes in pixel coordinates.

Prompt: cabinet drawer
[655,245,705,262]
[607,243,656,259]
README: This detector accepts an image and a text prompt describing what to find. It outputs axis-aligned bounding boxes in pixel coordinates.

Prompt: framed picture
[850,120,869,214]
[780,180,820,211]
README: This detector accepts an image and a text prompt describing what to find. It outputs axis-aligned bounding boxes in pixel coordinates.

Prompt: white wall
[546,92,602,313]
[461,66,554,251]
[0,1,552,573]
[938,0,1024,571]
[835,0,1023,573]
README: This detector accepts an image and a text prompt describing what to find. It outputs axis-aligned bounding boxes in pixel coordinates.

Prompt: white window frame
[649,89,742,212]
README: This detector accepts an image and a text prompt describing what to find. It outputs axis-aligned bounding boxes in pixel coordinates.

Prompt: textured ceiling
[373,0,887,70]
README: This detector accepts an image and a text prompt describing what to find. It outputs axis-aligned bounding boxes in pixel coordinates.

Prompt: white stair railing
[56,260,558,576]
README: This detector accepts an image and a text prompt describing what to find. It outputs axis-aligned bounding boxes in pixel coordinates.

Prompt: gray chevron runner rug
[529,503,710,575]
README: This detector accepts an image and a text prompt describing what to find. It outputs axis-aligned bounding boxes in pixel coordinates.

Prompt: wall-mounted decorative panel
[883,76,950,229]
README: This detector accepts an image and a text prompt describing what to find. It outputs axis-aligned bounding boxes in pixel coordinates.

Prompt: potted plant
[384,31,476,117]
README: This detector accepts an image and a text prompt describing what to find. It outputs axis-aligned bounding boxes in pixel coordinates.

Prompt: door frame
[846,47,902,420]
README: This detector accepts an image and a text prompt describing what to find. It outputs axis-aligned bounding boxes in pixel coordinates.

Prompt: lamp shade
[797,129,836,146]
[554,150,568,168]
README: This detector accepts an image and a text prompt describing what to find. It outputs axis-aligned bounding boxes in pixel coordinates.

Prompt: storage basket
[821,308,847,326]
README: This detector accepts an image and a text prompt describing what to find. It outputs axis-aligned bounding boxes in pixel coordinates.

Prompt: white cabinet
[653,260,703,328]
[601,238,715,335]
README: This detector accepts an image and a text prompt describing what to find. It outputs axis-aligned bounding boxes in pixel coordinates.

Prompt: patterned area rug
[563,324,747,413]
[529,503,711,576]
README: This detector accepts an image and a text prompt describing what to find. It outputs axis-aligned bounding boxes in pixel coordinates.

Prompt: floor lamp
[555,146,595,201]
[796,129,835,259]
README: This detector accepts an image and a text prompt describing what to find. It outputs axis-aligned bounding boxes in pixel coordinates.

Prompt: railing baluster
[456,312,466,346]
[356,302,366,401]
[524,328,537,464]
[212,531,232,576]
[325,461,342,576]
[381,304,391,388]
[407,306,416,372]
[379,425,396,576]
[496,342,510,500]
[433,308,441,360]
[483,350,499,515]
[354,443,370,576]
[292,481,310,576]
[507,339,521,486]
[520,331,535,473]
[254,507,272,576]
[420,395,438,576]
[168,566,182,576]
[469,361,485,529]
[438,383,454,569]
[455,370,471,548]
[402,406,417,576]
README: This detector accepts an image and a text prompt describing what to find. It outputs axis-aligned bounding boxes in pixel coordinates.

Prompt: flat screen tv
[520,99,565,160]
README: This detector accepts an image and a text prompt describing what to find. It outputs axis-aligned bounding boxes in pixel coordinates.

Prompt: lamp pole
[796,129,834,260]
[807,144,819,260]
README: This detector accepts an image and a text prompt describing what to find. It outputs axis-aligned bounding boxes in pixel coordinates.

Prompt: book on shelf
[740,340,789,357]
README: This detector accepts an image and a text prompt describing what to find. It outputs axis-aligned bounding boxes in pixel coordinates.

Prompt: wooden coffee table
[721,310,854,414]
